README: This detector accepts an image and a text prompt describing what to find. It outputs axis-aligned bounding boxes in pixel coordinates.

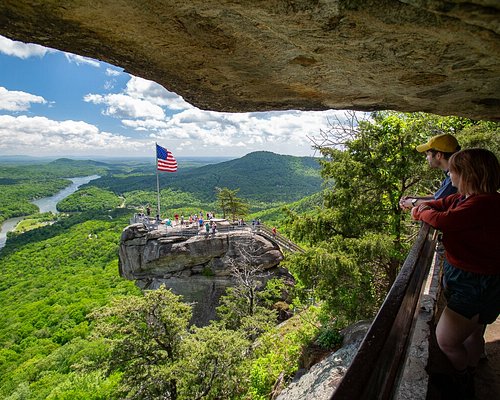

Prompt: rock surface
[1,1,499,120]
[276,320,371,400]
[119,224,286,325]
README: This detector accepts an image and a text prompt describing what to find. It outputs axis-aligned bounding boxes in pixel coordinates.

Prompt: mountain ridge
[90,151,323,204]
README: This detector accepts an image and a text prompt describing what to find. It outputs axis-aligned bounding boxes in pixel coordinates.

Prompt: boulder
[119,225,287,325]
[275,320,372,400]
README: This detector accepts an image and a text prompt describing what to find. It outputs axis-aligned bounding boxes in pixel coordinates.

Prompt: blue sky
[0,35,361,158]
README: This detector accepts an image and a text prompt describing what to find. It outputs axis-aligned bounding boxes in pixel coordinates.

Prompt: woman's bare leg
[436,307,481,371]
[463,324,485,368]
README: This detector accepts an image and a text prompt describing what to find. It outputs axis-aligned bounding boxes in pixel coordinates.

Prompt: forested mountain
[90,151,322,203]
[0,152,321,223]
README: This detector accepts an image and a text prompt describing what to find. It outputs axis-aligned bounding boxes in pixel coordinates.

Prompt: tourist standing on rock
[412,148,500,398]
[146,204,151,217]
[400,133,460,209]
[272,226,277,237]
[205,221,210,237]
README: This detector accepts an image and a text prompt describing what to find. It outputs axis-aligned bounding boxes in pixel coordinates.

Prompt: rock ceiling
[1,0,499,120]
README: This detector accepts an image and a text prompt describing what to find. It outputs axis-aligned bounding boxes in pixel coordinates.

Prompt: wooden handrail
[331,223,437,400]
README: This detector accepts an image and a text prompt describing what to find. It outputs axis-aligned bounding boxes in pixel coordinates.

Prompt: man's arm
[399,195,434,210]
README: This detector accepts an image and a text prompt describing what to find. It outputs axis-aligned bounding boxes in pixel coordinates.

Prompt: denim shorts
[443,258,500,325]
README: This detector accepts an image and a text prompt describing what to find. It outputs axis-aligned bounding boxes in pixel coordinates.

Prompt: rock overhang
[0,0,499,120]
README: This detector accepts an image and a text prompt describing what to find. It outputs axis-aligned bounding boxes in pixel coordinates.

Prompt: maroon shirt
[413,193,500,275]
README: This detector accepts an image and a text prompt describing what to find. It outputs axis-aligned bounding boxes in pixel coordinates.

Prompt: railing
[256,225,305,253]
[129,215,305,253]
[331,223,438,400]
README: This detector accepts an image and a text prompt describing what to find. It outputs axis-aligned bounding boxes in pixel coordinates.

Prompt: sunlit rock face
[1,1,499,120]
[119,224,286,325]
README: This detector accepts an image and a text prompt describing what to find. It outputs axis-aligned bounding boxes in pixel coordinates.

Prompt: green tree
[294,112,431,285]
[216,248,278,339]
[215,187,249,221]
[57,187,121,212]
[455,120,500,157]
[179,323,250,400]
[89,286,253,400]
[89,286,191,400]
[285,112,482,317]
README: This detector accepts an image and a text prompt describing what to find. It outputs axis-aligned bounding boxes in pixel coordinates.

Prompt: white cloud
[0,35,51,58]
[0,114,147,155]
[84,93,165,120]
[152,108,360,155]
[121,118,169,131]
[125,76,192,110]
[99,76,366,154]
[106,68,121,76]
[0,86,47,111]
[64,53,101,67]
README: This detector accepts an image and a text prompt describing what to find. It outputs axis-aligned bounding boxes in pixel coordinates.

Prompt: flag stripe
[156,144,178,172]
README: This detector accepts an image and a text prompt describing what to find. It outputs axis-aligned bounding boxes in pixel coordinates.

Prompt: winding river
[0,175,100,250]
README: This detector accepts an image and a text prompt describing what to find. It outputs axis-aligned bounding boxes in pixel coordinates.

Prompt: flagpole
[155,142,161,219]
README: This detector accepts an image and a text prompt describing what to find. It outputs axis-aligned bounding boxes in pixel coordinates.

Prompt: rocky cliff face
[119,224,287,325]
[1,1,498,120]
[276,320,371,400]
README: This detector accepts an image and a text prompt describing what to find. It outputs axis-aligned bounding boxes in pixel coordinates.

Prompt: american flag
[156,144,178,172]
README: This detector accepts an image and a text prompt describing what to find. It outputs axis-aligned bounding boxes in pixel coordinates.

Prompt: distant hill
[49,158,110,168]
[90,151,322,204]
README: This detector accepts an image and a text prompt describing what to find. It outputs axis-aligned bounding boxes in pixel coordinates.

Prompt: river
[0,175,100,250]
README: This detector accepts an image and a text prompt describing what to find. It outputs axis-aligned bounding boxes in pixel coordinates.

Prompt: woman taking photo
[412,148,500,398]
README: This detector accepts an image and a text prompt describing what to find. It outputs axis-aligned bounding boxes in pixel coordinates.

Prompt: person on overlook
[412,148,500,398]
[400,133,461,209]
[272,226,277,237]
[205,221,210,237]
[401,132,489,362]
[146,204,151,217]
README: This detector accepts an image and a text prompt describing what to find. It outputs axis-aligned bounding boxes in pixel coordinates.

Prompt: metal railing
[255,225,305,253]
[331,223,437,400]
[129,214,305,253]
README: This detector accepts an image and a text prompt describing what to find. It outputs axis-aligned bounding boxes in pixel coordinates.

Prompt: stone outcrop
[1,1,499,120]
[276,320,372,400]
[119,224,287,325]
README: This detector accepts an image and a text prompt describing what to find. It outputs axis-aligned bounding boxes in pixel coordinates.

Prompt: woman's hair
[449,148,500,194]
